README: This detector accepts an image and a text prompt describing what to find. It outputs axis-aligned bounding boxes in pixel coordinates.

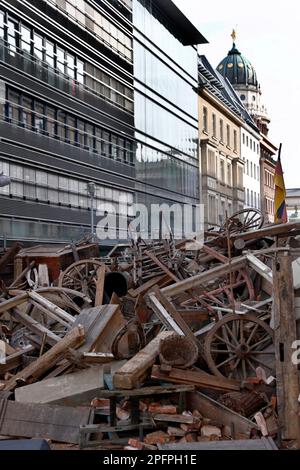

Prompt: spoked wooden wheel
[204,314,274,380]
[223,209,264,234]
[58,259,105,300]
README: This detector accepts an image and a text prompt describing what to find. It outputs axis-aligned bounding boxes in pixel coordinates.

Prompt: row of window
[203,107,238,152]
[0,160,134,214]
[207,194,235,226]
[264,169,274,188]
[242,133,260,154]
[265,197,274,216]
[207,150,233,186]
[4,87,135,165]
[244,159,260,181]
[245,188,260,210]
[0,9,134,112]
[46,0,132,61]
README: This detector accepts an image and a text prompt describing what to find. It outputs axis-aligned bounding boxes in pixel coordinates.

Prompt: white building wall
[241,128,261,210]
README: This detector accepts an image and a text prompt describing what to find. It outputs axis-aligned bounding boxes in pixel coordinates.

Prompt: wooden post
[273,251,300,446]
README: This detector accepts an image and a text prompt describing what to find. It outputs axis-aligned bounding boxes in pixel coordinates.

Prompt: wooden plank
[0,345,35,374]
[93,384,194,398]
[15,361,125,406]
[153,414,194,424]
[246,254,273,284]
[3,325,85,391]
[38,264,50,287]
[0,399,92,444]
[187,392,259,438]
[10,261,35,288]
[148,286,199,348]
[0,293,28,315]
[0,243,22,273]
[113,331,173,390]
[161,256,247,297]
[95,265,106,307]
[151,365,240,392]
[28,291,75,324]
[158,437,278,450]
[10,307,61,346]
[73,305,126,353]
[29,299,71,329]
[128,275,166,298]
[144,251,179,283]
[273,252,300,445]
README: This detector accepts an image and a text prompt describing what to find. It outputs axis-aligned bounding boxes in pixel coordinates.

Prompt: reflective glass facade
[133,0,200,208]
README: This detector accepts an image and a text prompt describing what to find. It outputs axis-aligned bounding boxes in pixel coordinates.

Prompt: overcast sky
[174,0,300,189]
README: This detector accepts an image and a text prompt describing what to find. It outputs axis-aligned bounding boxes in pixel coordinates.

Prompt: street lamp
[87,182,96,242]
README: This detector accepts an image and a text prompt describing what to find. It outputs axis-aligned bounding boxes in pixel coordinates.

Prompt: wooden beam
[0,292,28,315]
[95,265,106,306]
[273,252,300,445]
[28,291,75,324]
[148,285,199,348]
[161,256,247,298]
[4,325,85,391]
[113,331,173,390]
[151,365,240,392]
[144,251,179,283]
[10,307,61,346]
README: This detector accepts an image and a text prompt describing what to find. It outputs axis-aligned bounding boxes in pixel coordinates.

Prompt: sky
[174,0,300,189]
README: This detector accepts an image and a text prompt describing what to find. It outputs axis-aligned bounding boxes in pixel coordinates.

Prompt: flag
[274,144,287,224]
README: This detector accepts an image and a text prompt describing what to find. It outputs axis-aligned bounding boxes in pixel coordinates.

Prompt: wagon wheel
[204,314,274,381]
[58,259,105,300]
[223,209,264,235]
[195,269,255,313]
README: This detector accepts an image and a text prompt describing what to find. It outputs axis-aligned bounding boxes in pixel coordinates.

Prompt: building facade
[260,137,277,223]
[0,0,206,244]
[198,55,244,230]
[287,188,300,222]
[217,34,277,220]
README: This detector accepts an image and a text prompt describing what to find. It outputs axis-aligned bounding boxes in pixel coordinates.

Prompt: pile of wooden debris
[0,210,300,450]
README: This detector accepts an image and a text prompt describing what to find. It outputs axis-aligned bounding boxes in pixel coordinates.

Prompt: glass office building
[0,0,206,244]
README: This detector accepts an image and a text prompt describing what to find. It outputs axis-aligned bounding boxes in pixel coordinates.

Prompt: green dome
[217,43,258,88]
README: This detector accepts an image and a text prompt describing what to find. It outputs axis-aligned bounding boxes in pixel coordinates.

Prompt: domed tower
[217,30,270,135]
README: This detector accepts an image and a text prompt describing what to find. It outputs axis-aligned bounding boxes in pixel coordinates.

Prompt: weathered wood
[273,252,300,445]
[0,345,35,374]
[113,331,173,390]
[187,392,259,438]
[144,251,179,283]
[10,261,35,288]
[15,361,125,406]
[161,256,247,297]
[151,365,240,392]
[152,414,194,424]
[0,243,22,273]
[0,293,28,315]
[92,384,194,398]
[4,325,85,391]
[0,399,92,444]
[10,307,61,346]
[29,299,71,330]
[128,275,166,298]
[95,265,106,306]
[148,286,199,349]
[246,253,273,284]
[38,264,50,287]
[28,291,75,324]
[73,305,126,353]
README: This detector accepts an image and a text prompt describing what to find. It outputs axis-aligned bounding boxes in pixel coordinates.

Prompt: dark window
[34,101,45,133]
[212,114,216,137]
[77,119,85,146]
[57,111,66,140]
[203,107,208,132]
[102,131,110,156]
[85,123,94,150]
[67,115,76,144]
[7,89,20,123]
[46,106,56,136]
[226,124,230,146]
[22,96,32,128]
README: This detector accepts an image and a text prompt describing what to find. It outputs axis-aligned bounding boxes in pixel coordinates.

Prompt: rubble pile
[0,210,300,450]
